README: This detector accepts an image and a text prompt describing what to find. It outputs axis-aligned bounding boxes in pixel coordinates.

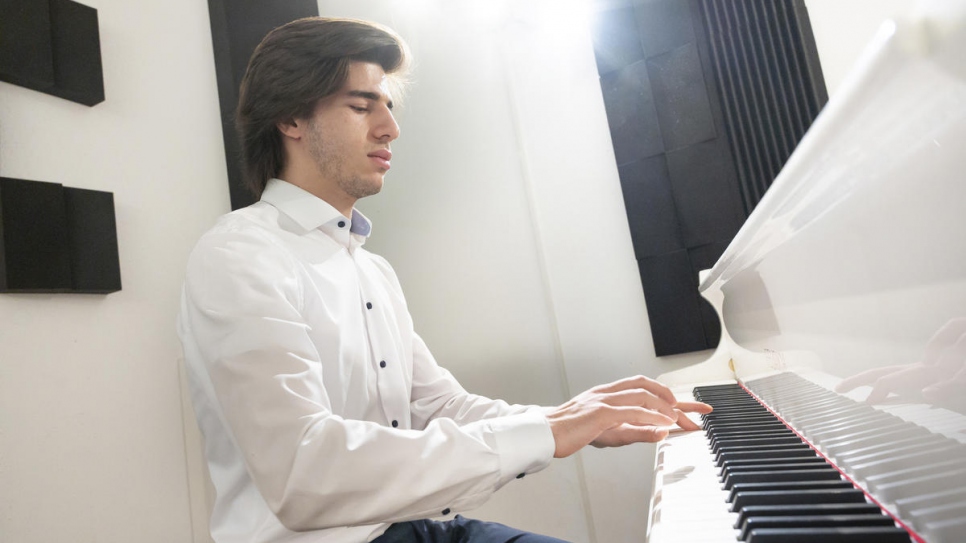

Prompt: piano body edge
[646,2,966,541]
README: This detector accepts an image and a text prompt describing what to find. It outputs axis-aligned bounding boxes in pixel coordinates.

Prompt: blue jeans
[371,515,571,543]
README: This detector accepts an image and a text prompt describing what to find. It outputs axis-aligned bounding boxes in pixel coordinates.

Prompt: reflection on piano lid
[647,1,966,542]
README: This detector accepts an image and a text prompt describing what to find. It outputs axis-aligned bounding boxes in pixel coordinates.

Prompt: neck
[277,162,356,218]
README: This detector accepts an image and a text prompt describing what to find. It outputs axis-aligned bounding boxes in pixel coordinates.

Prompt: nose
[374,106,400,142]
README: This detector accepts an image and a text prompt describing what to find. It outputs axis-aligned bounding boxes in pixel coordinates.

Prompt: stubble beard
[305,120,383,200]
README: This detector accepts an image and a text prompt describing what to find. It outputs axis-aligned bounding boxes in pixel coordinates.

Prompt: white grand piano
[646,1,966,542]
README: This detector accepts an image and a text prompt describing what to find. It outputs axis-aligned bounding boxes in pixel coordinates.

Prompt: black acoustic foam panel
[618,156,683,258]
[637,250,708,357]
[592,3,646,76]
[64,187,121,292]
[0,178,72,291]
[207,0,319,210]
[665,139,745,248]
[646,42,717,151]
[0,0,104,106]
[635,0,696,57]
[0,177,120,294]
[48,0,104,106]
[599,61,664,165]
[0,0,56,90]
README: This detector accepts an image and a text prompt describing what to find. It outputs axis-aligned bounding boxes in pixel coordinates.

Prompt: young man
[178,17,710,543]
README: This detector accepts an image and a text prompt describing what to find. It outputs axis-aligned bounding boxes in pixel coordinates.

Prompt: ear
[276,117,304,140]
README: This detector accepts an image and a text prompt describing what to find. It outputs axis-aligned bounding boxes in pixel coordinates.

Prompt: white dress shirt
[178,179,555,543]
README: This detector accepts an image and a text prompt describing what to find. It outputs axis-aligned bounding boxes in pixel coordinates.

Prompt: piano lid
[652,3,966,540]
[687,0,966,402]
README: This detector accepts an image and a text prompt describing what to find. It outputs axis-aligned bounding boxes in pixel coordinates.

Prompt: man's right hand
[543,375,712,458]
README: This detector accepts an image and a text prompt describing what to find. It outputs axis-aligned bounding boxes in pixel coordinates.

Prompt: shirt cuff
[486,410,555,487]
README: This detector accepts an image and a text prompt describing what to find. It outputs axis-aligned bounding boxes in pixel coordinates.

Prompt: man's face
[303,62,399,201]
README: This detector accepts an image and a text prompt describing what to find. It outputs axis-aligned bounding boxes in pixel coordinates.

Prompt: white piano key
[647,426,740,543]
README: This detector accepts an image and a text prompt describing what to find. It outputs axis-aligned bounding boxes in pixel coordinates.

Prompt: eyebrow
[346,90,393,110]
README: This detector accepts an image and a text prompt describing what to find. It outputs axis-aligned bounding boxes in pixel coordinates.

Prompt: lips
[368,149,392,170]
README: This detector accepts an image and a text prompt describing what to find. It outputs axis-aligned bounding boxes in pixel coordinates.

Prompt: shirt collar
[259,178,372,238]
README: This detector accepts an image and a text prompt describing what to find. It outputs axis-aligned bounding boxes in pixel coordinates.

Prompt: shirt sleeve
[180,228,555,532]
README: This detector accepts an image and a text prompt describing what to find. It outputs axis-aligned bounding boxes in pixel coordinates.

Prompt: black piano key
[712,435,805,454]
[717,452,820,470]
[704,408,770,417]
[728,480,855,503]
[698,397,755,406]
[696,375,950,543]
[703,404,770,413]
[705,430,794,442]
[735,503,885,530]
[704,410,775,420]
[710,407,761,414]
[714,443,799,457]
[708,420,788,433]
[722,461,832,480]
[706,417,777,428]
[740,514,899,542]
[732,488,866,511]
[745,526,911,543]
[711,429,795,448]
[715,441,811,457]
[720,456,827,473]
[717,447,816,467]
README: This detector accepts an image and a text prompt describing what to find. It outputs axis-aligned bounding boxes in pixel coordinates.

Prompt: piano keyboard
[647,373,966,543]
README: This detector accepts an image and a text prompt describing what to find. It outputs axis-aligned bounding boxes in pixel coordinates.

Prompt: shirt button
[366,302,373,310]
[441,508,451,516]
[516,473,525,479]
[391,420,398,427]
[338,220,346,228]
[380,360,387,368]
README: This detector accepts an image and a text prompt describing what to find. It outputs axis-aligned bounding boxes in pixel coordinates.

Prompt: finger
[674,409,702,431]
[593,424,670,447]
[595,375,676,405]
[674,400,713,414]
[605,405,675,428]
[599,389,676,419]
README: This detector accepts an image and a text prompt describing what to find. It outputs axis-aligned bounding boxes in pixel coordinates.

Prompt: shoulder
[191,203,291,257]
[185,204,300,295]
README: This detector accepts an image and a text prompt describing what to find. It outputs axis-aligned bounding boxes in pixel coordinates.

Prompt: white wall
[0,0,229,541]
[804,0,914,97]
[0,1,921,542]
[315,1,701,541]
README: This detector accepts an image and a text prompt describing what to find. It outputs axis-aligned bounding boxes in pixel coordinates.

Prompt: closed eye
[349,105,369,113]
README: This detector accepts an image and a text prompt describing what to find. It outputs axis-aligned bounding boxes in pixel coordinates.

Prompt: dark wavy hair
[235,17,410,197]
